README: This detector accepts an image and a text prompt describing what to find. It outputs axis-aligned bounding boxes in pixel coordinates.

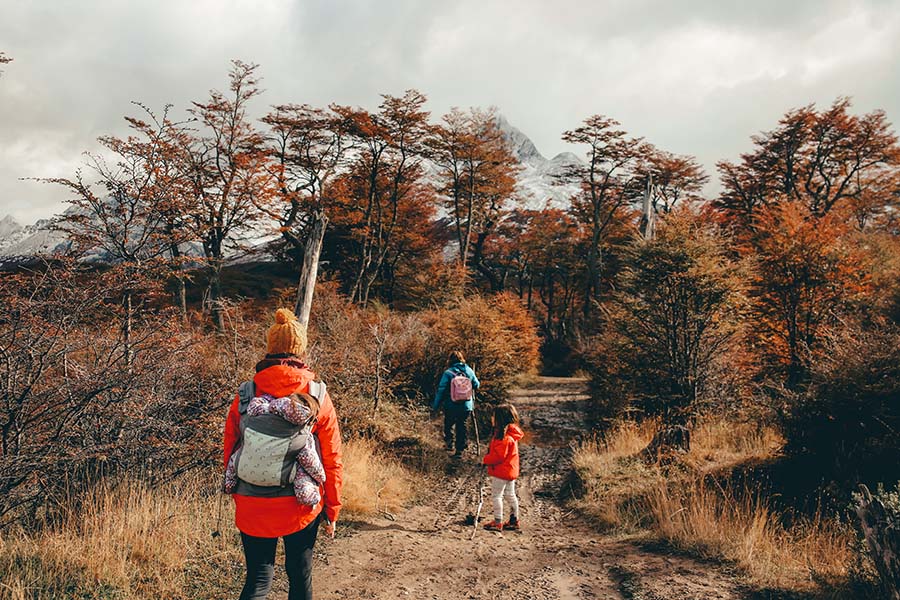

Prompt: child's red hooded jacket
[482,424,524,480]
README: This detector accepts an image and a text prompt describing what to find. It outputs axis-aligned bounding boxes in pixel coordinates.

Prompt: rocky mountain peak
[0,214,23,237]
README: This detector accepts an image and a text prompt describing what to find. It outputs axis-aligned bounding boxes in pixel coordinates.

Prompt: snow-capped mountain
[495,114,582,209]
[0,216,69,260]
[0,116,582,260]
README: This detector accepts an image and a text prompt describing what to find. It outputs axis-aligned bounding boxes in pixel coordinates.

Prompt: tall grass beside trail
[0,438,414,600]
[649,480,855,592]
[340,437,416,517]
[572,419,858,595]
[0,474,238,600]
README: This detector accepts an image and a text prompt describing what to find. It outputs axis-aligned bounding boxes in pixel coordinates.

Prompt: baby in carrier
[224,393,325,506]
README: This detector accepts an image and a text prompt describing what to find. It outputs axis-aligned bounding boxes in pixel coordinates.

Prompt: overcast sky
[1,0,899,223]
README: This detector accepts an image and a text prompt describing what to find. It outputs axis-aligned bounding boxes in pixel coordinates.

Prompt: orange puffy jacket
[482,424,524,481]
[223,360,343,538]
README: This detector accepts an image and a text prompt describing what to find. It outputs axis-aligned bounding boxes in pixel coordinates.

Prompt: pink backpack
[449,367,473,402]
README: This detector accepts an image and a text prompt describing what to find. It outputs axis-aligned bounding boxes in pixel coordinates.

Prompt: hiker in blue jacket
[432,350,480,458]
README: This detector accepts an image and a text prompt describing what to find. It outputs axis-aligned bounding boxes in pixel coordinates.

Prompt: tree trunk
[854,484,900,599]
[123,289,133,370]
[175,276,187,320]
[639,174,656,241]
[295,212,328,329]
[210,262,225,333]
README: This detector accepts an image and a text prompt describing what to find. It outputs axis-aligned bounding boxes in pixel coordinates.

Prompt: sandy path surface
[306,377,748,599]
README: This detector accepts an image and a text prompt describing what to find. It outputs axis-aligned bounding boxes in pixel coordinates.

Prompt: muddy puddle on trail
[511,377,593,448]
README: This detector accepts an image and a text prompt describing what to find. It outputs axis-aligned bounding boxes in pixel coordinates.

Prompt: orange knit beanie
[266,308,307,356]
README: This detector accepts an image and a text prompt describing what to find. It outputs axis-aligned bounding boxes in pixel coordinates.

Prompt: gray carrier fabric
[232,381,327,498]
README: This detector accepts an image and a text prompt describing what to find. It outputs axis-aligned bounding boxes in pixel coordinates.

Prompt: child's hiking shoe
[503,516,520,531]
[483,520,503,532]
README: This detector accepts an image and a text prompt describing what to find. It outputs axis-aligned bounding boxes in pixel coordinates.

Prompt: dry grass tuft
[572,421,662,528]
[649,480,854,591]
[573,419,855,594]
[0,475,241,600]
[339,437,416,518]
[688,419,785,472]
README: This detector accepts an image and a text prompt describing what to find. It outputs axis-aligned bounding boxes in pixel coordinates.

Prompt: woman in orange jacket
[481,403,523,532]
[223,308,343,600]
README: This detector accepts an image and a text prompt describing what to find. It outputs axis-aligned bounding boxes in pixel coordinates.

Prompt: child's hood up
[506,423,524,441]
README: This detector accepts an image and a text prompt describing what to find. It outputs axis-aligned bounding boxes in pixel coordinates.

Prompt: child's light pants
[490,476,519,522]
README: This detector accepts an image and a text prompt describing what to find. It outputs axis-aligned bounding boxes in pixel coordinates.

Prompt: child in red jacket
[482,403,523,531]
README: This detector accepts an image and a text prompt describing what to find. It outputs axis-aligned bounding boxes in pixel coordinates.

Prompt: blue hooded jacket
[432,362,480,412]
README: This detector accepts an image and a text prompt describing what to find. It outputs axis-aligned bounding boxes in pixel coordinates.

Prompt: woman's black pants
[239,516,320,600]
[443,406,470,452]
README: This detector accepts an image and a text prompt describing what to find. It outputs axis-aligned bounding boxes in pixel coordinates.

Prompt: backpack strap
[237,381,255,415]
[307,380,327,404]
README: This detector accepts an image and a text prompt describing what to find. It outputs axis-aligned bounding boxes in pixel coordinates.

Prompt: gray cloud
[1,0,898,222]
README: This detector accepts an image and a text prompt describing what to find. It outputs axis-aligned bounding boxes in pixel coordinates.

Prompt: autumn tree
[590,209,750,425]
[430,108,519,282]
[42,103,189,364]
[182,60,276,330]
[336,90,434,306]
[561,115,651,315]
[262,103,351,264]
[642,150,708,214]
[748,201,870,387]
[506,209,588,341]
[716,98,900,229]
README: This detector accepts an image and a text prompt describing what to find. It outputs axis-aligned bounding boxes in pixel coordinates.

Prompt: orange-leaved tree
[716,98,899,230]
[262,103,351,265]
[748,201,871,387]
[181,60,277,330]
[561,115,652,316]
[42,103,190,364]
[429,107,519,281]
[335,90,435,306]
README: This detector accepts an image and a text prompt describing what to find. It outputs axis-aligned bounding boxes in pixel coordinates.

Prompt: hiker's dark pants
[239,515,320,600]
[444,406,470,452]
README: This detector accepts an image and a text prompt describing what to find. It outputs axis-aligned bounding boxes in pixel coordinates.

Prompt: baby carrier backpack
[230,380,327,497]
[449,366,473,403]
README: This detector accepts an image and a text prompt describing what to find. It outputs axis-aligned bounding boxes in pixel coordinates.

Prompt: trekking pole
[470,386,484,539]
[212,491,224,541]
[471,469,484,541]
[471,388,481,457]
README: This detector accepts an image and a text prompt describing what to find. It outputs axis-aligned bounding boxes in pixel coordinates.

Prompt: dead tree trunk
[854,484,900,599]
[639,173,656,241]
[294,212,328,329]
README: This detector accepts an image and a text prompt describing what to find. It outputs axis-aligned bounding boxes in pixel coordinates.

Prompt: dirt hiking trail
[313,377,748,599]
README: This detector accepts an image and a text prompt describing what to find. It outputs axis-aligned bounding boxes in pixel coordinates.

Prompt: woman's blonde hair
[448,350,466,365]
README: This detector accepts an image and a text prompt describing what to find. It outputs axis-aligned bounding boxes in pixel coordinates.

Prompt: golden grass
[571,421,662,528]
[688,419,785,472]
[0,474,241,600]
[573,418,855,593]
[649,481,854,591]
[341,436,415,517]
[0,439,414,599]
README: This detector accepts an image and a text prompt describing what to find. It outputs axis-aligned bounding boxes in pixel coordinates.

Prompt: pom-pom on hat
[266,308,307,357]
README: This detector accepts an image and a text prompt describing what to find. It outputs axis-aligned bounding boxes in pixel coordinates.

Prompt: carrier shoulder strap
[307,380,327,404]
[237,381,255,415]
